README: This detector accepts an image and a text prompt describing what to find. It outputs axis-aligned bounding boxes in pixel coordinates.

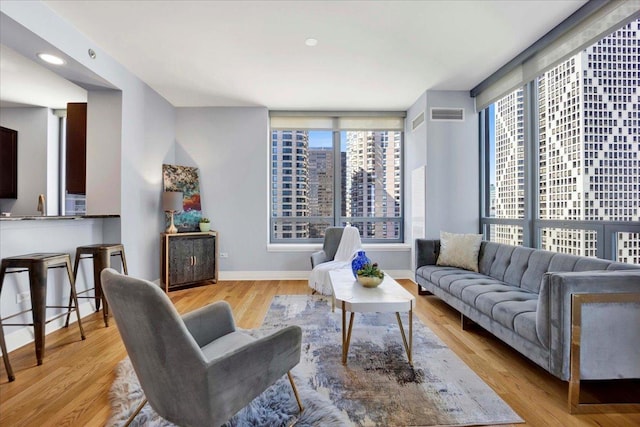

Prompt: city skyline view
[271,129,402,241]
[489,19,639,264]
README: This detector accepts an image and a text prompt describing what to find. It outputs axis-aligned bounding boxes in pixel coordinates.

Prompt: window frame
[270,119,405,245]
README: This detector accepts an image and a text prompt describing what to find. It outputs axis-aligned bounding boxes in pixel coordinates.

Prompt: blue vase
[351,250,370,278]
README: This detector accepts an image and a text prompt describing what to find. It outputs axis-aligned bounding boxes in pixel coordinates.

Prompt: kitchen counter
[0,214,120,221]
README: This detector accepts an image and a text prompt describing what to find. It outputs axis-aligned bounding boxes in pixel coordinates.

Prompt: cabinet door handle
[190,256,194,266]
[194,255,197,265]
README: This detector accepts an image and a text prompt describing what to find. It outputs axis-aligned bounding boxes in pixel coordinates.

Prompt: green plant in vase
[356,262,384,287]
[199,217,211,232]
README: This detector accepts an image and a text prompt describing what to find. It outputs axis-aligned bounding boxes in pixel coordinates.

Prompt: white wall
[1,2,176,282]
[46,109,60,215]
[0,107,49,216]
[404,90,479,248]
[176,107,411,278]
[86,90,122,216]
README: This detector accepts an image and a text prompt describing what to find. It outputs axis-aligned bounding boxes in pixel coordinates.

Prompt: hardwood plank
[1,279,638,426]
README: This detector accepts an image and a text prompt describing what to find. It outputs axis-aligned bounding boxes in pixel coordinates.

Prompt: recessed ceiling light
[37,53,66,65]
[305,38,318,47]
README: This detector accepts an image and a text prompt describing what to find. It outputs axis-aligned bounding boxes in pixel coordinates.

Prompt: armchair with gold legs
[101,268,303,427]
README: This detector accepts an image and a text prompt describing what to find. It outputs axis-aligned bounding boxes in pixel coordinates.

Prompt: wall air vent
[411,111,425,131]
[430,107,464,122]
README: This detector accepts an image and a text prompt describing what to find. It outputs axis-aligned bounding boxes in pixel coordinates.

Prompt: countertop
[0,214,120,221]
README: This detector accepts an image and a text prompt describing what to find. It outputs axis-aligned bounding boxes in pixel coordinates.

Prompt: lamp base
[166,211,178,234]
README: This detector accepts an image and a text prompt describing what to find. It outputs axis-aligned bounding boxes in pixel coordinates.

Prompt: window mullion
[333,125,341,227]
[523,81,535,248]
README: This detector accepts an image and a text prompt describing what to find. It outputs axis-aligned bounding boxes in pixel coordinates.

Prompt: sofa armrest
[415,239,440,269]
[538,270,640,380]
[310,250,328,268]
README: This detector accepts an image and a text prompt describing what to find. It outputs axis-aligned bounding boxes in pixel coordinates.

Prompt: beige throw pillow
[436,231,483,272]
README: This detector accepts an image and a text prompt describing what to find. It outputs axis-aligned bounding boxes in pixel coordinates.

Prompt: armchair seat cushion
[201,331,256,361]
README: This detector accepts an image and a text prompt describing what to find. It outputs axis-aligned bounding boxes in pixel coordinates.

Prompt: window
[479,19,640,263]
[270,114,404,243]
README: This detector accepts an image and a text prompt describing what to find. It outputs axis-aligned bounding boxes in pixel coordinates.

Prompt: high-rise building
[494,19,640,262]
[493,89,525,245]
[308,147,334,237]
[345,131,401,239]
[271,130,309,239]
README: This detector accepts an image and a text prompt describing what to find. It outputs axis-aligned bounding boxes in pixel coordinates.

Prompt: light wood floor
[1,279,638,426]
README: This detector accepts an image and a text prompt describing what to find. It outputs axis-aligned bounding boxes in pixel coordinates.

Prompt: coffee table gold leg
[409,307,413,365]
[396,311,413,366]
[341,301,345,356]
[343,312,355,365]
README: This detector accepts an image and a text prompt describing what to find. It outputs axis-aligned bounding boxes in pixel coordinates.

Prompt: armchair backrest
[101,268,209,422]
[322,227,344,261]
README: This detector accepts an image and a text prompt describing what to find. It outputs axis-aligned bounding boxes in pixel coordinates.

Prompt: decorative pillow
[436,231,483,272]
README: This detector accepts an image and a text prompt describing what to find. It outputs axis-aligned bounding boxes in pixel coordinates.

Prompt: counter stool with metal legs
[0,253,86,381]
[66,244,128,327]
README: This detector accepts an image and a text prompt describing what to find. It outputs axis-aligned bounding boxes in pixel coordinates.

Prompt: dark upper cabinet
[66,102,87,195]
[0,126,18,199]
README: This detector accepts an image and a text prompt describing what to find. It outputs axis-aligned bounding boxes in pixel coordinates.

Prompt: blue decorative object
[351,250,370,278]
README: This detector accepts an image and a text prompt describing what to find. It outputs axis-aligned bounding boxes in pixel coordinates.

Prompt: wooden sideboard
[161,231,218,292]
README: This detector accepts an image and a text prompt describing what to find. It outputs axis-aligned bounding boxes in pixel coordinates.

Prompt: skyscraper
[308,147,333,237]
[271,130,309,239]
[345,131,401,239]
[494,19,640,263]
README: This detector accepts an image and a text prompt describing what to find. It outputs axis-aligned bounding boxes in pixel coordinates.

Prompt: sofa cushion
[478,241,500,276]
[459,282,521,306]
[520,250,556,293]
[426,268,481,292]
[574,257,612,271]
[474,289,538,332]
[438,272,494,295]
[436,231,483,272]
[416,265,459,284]
[503,246,536,287]
[513,311,540,346]
[488,244,516,281]
[452,277,513,304]
[548,253,580,272]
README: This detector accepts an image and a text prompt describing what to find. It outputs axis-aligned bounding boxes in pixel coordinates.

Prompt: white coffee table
[329,269,415,365]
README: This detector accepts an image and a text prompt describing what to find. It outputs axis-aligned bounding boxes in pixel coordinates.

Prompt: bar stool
[67,244,128,327]
[0,253,86,381]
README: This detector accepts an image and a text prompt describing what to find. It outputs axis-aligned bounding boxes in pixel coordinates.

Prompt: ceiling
[4,1,587,110]
[0,44,87,109]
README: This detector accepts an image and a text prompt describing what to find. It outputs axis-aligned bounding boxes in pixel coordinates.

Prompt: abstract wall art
[162,164,202,232]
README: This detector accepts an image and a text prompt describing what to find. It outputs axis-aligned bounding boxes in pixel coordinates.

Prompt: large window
[270,114,404,243]
[480,19,640,263]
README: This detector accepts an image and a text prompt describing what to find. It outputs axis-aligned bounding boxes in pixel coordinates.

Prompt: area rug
[109,295,523,426]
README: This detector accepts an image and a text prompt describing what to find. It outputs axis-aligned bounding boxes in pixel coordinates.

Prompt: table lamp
[162,191,183,234]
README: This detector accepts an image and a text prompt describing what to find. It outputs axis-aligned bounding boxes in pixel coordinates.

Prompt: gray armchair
[101,268,303,427]
[310,227,344,268]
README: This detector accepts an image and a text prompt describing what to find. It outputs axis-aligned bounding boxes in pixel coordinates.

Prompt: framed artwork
[162,164,202,232]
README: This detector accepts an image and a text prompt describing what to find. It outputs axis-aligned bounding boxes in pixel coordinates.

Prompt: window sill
[266,243,412,253]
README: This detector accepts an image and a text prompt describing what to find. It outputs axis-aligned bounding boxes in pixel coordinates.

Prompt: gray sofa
[415,239,640,393]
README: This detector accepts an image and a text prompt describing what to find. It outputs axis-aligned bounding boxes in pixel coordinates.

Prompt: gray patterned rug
[108,295,523,426]
[264,295,522,426]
